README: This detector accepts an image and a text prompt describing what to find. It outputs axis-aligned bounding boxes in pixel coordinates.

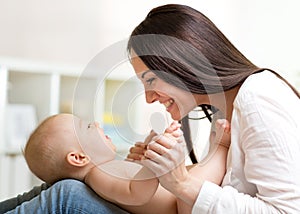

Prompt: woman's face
[130,52,208,120]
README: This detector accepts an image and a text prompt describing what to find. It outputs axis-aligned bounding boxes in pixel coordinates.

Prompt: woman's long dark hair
[128,4,300,163]
[181,105,216,164]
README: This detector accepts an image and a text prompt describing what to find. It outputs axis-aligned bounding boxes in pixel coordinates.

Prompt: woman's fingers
[140,158,163,176]
[151,134,176,149]
[127,125,182,161]
[145,138,186,163]
[142,150,178,177]
[144,149,165,162]
[141,140,187,177]
[146,141,170,156]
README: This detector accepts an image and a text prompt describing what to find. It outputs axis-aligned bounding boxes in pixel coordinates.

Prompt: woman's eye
[146,77,156,85]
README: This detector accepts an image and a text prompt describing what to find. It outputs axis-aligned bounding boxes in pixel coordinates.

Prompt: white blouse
[192,71,300,213]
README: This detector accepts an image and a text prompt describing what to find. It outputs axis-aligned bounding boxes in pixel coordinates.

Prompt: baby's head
[24,113,116,184]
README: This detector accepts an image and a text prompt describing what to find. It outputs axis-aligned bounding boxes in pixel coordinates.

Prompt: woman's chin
[168,105,188,120]
[170,112,182,121]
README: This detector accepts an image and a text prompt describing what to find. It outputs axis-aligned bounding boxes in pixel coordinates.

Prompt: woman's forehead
[130,56,150,75]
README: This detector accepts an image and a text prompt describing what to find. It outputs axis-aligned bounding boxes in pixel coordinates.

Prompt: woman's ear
[66,152,90,167]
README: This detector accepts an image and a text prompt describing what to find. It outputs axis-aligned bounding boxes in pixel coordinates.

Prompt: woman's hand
[126,130,157,161]
[140,130,189,194]
[126,121,182,161]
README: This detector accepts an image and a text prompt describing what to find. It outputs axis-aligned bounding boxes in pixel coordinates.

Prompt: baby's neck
[83,164,98,185]
[83,156,117,183]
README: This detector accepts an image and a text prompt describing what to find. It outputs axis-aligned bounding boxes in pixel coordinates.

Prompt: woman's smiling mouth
[163,99,174,110]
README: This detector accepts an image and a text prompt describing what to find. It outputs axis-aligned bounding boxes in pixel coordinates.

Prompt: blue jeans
[0,179,129,214]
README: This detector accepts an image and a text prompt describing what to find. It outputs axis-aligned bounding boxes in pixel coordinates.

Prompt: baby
[24,113,231,210]
[24,113,182,206]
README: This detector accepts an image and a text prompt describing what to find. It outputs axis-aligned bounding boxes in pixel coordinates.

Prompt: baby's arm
[86,122,182,206]
[98,122,182,206]
[85,161,158,206]
[85,122,178,208]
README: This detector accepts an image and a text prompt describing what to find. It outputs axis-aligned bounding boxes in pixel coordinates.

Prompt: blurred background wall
[0,0,299,79]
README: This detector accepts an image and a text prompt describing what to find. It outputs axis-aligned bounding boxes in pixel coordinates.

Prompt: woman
[127,4,300,213]
[2,4,300,214]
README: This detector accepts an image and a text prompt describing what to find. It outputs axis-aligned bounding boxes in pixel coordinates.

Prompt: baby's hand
[163,121,183,143]
[127,121,183,161]
[211,119,231,148]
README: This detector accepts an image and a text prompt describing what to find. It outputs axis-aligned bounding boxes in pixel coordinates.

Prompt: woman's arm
[142,119,230,214]
[176,144,228,214]
[119,183,177,214]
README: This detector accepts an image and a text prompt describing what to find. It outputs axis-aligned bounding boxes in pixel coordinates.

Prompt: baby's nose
[94,121,100,128]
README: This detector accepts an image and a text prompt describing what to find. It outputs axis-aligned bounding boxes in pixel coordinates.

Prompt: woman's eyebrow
[141,70,151,79]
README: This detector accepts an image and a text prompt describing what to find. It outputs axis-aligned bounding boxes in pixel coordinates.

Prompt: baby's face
[75,118,116,152]
[51,114,116,165]
[72,116,117,164]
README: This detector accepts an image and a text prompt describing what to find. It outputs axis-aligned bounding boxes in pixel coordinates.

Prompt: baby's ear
[66,152,90,167]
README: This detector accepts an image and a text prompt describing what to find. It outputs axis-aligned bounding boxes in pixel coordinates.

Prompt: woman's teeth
[164,99,174,108]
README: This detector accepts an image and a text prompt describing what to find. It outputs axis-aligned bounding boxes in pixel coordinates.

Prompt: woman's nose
[145,90,159,103]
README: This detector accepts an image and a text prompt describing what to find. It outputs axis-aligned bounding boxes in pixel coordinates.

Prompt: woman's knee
[50,179,93,203]
[51,179,87,193]
[49,179,129,214]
